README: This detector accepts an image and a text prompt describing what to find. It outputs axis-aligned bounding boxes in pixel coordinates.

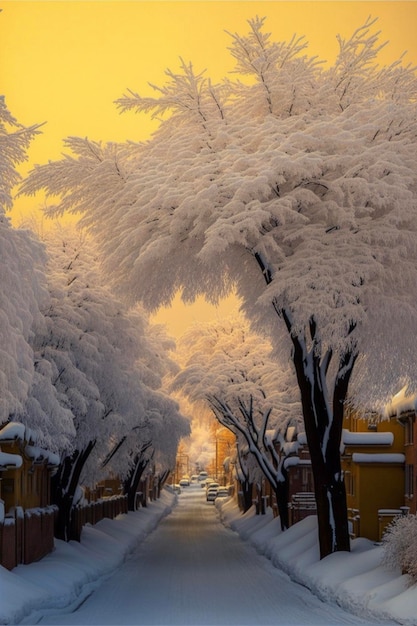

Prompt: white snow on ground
[218,498,417,626]
[0,486,415,626]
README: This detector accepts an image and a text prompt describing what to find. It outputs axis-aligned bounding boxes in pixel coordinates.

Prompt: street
[36,485,387,625]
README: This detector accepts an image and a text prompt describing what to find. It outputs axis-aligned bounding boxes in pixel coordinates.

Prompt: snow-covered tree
[98,310,190,509]
[173,314,301,527]
[0,98,48,425]
[0,221,48,424]
[116,387,190,510]
[21,17,417,558]
[382,513,417,583]
[32,226,184,538]
[0,96,42,213]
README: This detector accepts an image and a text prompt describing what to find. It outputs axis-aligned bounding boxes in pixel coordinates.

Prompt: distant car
[198,471,208,482]
[201,477,214,488]
[179,478,190,487]
[172,484,182,494]
[205,481,219,493]
[206,486,219,502]
[190,475,199,482]
[216,487,229,498]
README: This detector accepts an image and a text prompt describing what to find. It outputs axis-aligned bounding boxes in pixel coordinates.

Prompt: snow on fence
[70,494,129,541]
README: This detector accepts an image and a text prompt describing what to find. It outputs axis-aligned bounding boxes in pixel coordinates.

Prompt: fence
[288,492,317,525]
[347,507,360,539]
[378,507,409,541]
[0,495,128,570]
[0,506,57,571]
[70,494,129,541]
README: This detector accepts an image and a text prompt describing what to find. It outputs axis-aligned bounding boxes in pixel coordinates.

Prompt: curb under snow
[216,497,417,626]
[0,490,177,625]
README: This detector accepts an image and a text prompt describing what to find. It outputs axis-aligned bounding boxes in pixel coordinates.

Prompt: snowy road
[37,486,386,625]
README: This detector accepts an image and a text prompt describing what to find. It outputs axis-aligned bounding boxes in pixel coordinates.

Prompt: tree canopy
[22,17,417,402]
[20,16,417,556]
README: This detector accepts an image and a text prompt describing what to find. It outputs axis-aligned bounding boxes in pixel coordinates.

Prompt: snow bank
[217,499,417,626]
[0,490,176,625]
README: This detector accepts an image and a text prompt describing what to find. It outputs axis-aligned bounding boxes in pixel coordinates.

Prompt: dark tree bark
[240,477,254,513]
[234,445,254,513]
[213,398,291,530]
[122,443,153,511]
[157,469,170,497]
[283,311,355,558]
[254,251,355,558]
[273,467,290,530]
[51,441,96,542]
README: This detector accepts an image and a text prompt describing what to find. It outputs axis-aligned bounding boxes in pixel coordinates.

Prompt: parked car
[172,484,182,494]
[201,476,214,487]
[179,477,190,487]
[216,487,229,498]
[205,481,219,493]
[198,471,208,482]
[206,486,219,502]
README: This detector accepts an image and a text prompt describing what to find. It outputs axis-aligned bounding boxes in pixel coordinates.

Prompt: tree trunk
[123,458,149,511]
[289,324,352,558]
[51,442,95,542]
[240,478,254,513]
[274,474,290,531]
[158,469,170,497]
[122,443,153,510]
[253,254,354,558]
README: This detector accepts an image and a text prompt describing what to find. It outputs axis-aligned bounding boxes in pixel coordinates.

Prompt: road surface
[37,485,388,625]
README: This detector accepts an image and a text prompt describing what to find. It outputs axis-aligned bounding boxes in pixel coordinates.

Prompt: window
[301,466,314,492]
[405,464,414,498]
[405,417,414,445]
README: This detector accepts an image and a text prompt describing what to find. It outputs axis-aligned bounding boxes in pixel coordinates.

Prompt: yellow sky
[2,1,417,336]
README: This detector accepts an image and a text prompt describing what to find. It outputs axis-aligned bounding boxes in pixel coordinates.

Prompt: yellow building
[384,387,417,516]
[0,422,60,512]
[342,412,405,541]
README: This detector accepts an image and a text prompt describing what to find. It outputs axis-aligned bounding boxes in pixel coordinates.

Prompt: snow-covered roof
[342,429,393,446]
[0,422,26,442]
[283,456,311,469]
[285,426,296,442]
[0,451,23,470]
[352,453,405,464]
[282,440,300,456]
[0,422,36,444]
[384,386,417,418]
[25,446,60,468]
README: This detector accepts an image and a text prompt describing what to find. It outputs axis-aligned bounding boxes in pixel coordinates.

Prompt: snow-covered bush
[382,513,417,583]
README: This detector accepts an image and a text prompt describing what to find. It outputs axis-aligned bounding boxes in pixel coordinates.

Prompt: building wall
[342,412,406,540]
[402,413,417,514]
[357,463,405,540]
